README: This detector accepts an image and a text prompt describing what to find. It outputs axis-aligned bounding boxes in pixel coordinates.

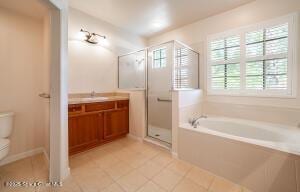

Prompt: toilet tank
[0,112,14,138]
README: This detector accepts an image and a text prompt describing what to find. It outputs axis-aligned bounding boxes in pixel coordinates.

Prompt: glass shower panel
[147,42,173,144]
[118,50,145,89]
[174,42,199,89]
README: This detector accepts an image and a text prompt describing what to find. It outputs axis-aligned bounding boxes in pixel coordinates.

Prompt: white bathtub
[179,117,300,192]
[180,117,300,156]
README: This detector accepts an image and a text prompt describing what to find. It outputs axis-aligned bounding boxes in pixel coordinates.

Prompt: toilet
[0,112,14,161]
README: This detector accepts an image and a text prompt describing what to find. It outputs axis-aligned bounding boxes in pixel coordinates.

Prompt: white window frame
[152,47,167,69]
[207,13,298,98]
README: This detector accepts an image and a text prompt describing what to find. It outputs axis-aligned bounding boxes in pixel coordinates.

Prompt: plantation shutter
[245,23,289,90]
[210,35,241,90]
[174,46,199,89]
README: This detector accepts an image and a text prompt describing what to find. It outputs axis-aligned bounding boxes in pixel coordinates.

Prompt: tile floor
[0,137,251,192]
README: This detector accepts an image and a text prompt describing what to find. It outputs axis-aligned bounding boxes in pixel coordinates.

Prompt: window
[207,14,297,97]
[153,48,166,69]
[174,46,199,89]
[245,24,288,90]
[210,36,241,90]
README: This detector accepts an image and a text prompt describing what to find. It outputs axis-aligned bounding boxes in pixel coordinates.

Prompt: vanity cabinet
[104,108,129,139]
[68,100,129,155]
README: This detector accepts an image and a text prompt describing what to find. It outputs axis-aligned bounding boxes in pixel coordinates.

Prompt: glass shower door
[147,42,173,144]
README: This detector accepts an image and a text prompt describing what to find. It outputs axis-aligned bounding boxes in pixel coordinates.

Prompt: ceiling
[69,0,254,38]
[0,0,48,20]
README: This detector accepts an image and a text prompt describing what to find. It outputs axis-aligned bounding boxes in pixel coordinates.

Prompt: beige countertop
[68,92,129,105]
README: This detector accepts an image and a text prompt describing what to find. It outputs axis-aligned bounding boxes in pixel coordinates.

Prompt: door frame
[41,0,69,182]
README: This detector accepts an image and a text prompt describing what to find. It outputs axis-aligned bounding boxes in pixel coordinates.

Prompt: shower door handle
[157,98,172,102]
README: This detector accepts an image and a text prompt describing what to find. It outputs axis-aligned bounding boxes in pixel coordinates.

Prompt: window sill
[207,91,297,99]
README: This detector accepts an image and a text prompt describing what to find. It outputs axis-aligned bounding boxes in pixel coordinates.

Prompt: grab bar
[157,98,172,102]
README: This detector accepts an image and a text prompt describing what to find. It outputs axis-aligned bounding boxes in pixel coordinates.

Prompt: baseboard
[127,134,143,142]
[0,147,45,166]
[143,137,171,151]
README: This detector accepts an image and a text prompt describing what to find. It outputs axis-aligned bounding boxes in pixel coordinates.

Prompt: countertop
[68,96,129,105]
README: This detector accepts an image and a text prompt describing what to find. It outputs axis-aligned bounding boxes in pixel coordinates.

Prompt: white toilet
[0,112,14,161]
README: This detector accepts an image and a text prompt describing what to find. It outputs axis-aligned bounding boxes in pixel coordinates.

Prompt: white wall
[125,91,146,139]
[0,8,49,158]
[148,0,300,126]
[68,8,146,94]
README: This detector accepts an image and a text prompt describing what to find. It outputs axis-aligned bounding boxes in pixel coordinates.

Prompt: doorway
[0,0,69,184]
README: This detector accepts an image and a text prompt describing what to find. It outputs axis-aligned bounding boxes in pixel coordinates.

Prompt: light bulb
[100,37,109,46]
[76,31,87,41]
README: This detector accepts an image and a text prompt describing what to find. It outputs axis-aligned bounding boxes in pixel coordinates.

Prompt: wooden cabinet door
[104,109,129,139]
[69,113,104,155]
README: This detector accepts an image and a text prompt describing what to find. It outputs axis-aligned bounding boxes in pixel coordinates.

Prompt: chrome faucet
[188,115,207,128]
[91,91,96,98]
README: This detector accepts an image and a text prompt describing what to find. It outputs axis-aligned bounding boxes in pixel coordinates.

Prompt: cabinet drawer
[68,104,83,114]
[117,100,129,109]
[85,101,115,112]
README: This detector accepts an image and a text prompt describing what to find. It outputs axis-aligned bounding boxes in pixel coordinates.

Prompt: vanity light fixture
[80,29,106,44]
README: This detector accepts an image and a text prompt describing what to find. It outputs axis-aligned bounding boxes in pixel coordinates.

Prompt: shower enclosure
[147,41,199,144]
[118,40,199,145]
[118,50,146,89]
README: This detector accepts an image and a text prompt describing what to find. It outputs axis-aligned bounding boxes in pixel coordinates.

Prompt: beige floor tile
[30,154,49,182]
[93,154,120,169]
[0,170,35,182]
[36,176,81,192]
[31,154,48,172]
[186,166,215,189]
[124,153,150,168]
[112,149,137,162]
[137,161,164,179]
[166,160,192,176]
[69,153,92,169]
[75,172,114,192]
[126,143,149,153]
[0,157,33,174]
[209,177,242,192]
[242,187,253,192]
[137,181,166,192]
[1,185,36,192]
[71,160,105,178]
[34,170,49,183]
[139,148,160,160]
[127,142,160,154]
[117,138,139,147]
[151,152,173,167]
[152,168,183,191]
[104,161,134,180]
[117,170,148,192]
[102,183,125,192]
[102,142,124,153]
[0,138,247,192]
[86,147,111,160]
[5,154,46,184]
[173,178,207,192]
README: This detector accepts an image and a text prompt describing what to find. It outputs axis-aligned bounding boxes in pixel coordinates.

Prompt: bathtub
[179,117,300,192]
[181,117,300,155]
